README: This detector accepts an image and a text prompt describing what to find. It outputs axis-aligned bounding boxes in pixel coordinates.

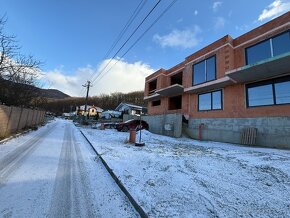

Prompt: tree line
[0,16,42,107]
[0,16,147,113]
[39,91,146,115]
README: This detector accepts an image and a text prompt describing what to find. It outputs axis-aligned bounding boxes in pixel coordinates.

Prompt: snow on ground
[0,119,138,218]
[81,127,290,218]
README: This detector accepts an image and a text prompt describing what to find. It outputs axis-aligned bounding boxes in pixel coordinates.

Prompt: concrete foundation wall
[128,113,183,138]
[184,117,290,149]
[0,105,45,139]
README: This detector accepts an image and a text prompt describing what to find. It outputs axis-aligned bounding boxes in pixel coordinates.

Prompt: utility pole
[82,81,92,123]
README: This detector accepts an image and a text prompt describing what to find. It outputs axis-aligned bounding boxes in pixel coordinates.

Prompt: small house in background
[76,105,103,117]
[100,110,122,119]
[115,102,147,116]
[62,112,76,119]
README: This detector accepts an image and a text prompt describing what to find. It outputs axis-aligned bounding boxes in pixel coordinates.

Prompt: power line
[92,0,178,86]
[90,0,162,85]
[103,0,147,60]
[79,1,147,97]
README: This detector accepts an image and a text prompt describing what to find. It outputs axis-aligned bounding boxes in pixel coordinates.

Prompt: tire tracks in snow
[48,124,99,218]
[0,123,56,188]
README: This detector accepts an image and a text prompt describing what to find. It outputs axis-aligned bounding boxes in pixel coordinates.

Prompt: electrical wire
[92,0,178,86]
[90,0,162,85]
[79,1,147,96]
[103,0,147,60]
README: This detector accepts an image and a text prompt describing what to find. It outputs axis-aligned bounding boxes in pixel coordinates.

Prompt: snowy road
[0,119,139,218]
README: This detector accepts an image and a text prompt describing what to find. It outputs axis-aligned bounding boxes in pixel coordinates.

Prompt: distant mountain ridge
[38,88,70,99]
[0,78,70,99]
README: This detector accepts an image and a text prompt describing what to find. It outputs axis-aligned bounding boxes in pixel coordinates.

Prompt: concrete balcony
[226,52,290,83]
[144,93,161,101]
[184,77,235,94]
[156,84,184,96]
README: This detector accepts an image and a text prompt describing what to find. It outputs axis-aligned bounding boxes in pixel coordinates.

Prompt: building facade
[76,105,103,117]
[115,102,147,116]
[144,12,290,148]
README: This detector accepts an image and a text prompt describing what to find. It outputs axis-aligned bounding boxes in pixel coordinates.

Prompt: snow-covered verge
[81,127,290,218]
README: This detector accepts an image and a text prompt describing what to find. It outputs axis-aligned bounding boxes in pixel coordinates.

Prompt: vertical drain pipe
[198,123,205,140]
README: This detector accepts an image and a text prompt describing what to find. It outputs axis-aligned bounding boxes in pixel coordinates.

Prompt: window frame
[192,55,217,86]
[245,30,290,65]
[198,89,223,111]
[246,75,290,108]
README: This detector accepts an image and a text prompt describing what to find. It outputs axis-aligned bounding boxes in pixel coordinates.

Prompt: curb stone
[79,129,148,218]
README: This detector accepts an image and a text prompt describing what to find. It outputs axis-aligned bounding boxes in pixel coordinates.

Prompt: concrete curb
[79,130,148,218]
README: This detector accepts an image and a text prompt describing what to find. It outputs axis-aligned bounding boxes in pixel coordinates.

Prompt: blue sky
[1,0,289,96]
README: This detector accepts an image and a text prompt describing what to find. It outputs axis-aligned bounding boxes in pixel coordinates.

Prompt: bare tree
[0,16,41,107]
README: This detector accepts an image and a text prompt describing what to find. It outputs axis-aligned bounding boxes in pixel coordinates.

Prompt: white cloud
[214,17,226,30]
[153,26,202,49]
[41,59,155,97]
[213,1,222,12]
[194,10,198,16]
[258,0,290,21]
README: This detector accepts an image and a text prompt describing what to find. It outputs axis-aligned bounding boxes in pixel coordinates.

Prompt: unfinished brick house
[144,12,290,148]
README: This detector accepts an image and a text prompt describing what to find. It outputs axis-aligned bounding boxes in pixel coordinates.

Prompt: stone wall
[0,105,45,139]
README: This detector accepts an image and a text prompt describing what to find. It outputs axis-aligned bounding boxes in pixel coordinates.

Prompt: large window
[198,90,222,111]
[246,76,290,107]
[246,31,290,65]
[193,56,216,85]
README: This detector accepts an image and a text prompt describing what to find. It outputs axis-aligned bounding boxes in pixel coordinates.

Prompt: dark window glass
[247,76,290,107]
[206,56,216,81]
[246,39,271,65]
[198,93,211,110]
[275,81,290,104]
[212,91,222,109]
[247,84,274,106]
[193,61,205,85]
[272,31,290,56]
[193,56,216,86]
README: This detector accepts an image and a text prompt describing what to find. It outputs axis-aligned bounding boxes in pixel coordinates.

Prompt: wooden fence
[0,105,45,139]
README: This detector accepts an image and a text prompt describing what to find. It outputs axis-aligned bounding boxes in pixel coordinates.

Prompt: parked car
[115,119,149,132]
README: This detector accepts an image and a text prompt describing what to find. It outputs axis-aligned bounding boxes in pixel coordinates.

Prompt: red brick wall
[233,12,290,68]
[145,12,290,118]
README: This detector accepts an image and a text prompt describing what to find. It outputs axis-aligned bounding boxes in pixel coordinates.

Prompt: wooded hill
[39,91,146,115]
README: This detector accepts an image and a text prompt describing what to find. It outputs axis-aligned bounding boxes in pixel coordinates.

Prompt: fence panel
[0,105,45,139]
